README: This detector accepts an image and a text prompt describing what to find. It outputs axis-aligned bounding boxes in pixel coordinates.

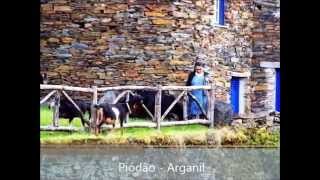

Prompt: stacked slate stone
[40,0,280,115]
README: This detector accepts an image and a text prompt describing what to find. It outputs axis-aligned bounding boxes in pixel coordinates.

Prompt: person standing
[186,62,210,119]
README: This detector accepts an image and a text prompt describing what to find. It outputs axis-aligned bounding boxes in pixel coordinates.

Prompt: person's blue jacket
[186,71,210,86]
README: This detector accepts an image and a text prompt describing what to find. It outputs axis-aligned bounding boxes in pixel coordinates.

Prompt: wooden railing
[40,84,215,132]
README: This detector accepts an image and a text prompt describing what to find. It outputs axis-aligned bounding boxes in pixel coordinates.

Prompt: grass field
[40,106,280,146]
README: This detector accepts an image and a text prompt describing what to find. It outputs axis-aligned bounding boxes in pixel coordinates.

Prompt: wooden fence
[40,84,215,133]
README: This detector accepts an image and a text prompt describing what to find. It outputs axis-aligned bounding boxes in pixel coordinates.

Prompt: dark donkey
[93,93,144,134]
[49,96,91,127]
[131,90,184,121]
[132,90,233,125]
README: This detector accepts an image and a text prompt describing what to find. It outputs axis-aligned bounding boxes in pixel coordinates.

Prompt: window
[230,76,246,115]
[215,0,225,25]
[275,68,280,112]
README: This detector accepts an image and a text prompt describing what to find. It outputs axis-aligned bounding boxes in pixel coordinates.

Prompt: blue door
[275,68,280,112]
[230,77,240,114]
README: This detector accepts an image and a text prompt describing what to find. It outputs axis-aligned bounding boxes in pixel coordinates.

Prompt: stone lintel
[230,71,251,77]
[260,61,280,68]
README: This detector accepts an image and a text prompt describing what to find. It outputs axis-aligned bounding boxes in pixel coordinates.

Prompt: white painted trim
[272,70,277,112]
[260,61,280,68]
[274,69,279,112]
[213,0,227,27]
[212,23,229,28]
[263,68,276,111]
[254,0,280,8]
[215,0,220,24]
[230,71,251,77]
[238,78,246,115]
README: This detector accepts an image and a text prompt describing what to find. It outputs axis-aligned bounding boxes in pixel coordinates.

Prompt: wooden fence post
[209,83,215,128]
[52,91,60,127]
[125,91,130,123]
[183,91,188,121]
[155,85,162,130]
[90,86,98,134]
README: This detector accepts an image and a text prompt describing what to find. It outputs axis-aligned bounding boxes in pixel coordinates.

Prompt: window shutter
[230,77,240,114]
[275,69,280,112]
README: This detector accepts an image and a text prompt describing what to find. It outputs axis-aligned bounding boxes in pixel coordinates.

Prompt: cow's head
[128,93,144,113]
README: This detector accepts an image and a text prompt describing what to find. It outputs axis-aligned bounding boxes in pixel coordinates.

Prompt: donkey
[48,96,91,127]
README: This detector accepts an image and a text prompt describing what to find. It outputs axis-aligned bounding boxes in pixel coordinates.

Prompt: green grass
[40,127,207,146]
[40,106,89,127]
[40,106,279,147]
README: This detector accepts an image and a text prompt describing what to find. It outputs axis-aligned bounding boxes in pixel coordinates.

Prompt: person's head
[194,62,205,73]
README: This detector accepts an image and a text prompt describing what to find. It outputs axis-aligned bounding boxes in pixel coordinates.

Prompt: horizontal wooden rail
[161,119,210,126]
[98,85,211,91]
[40,85,93,92]
[40,126,81,132]
[98,86,158,91]
[103,119,210,129]
[40,119,210,131]
[161,85,211,91]
[41,85,211,92]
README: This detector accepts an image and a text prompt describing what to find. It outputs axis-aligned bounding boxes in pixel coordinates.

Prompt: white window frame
[215,0,221,24]
[213,0,228,27]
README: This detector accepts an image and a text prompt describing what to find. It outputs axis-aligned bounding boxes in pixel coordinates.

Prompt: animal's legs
[120,119,123,128]
[95,108,103,135]
[80,117,88,128]
[68,118,73,128]
[88,111,91,121]
[96,118,107,135]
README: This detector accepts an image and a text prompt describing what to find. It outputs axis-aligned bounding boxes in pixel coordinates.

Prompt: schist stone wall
[40,0,280,116]
[250,0,280,114]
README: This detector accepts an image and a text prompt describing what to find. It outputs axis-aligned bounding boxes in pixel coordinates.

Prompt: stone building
[40,0,280,117]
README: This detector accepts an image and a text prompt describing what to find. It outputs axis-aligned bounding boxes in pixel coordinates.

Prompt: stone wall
[40,0,280,115]
[250,0,280,114]
[41,0,211,87]
[207,0,255,106]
